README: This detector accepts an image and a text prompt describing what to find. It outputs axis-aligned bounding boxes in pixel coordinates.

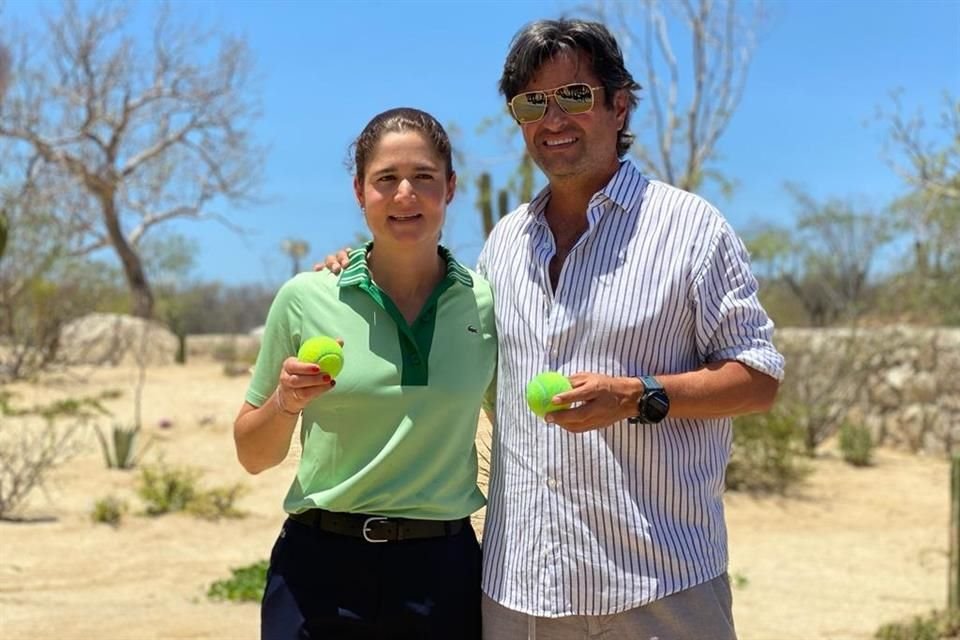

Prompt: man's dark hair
[499,19,641,158]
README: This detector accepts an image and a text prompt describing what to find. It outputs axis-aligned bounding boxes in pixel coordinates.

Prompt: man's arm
[545,360,779,433]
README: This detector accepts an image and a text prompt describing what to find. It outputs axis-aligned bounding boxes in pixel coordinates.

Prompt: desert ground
[0,362,949,640]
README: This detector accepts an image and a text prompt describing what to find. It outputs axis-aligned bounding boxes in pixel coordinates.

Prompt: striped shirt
[476,160,785,617]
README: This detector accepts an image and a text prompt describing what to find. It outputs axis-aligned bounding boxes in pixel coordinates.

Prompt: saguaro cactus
[0,208,7,260]
[476,152,537,238]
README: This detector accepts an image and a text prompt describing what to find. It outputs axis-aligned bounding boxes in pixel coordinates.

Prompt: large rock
[58,313,178,366]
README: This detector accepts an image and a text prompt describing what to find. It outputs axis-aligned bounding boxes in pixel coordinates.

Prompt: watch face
[643,391,670,423]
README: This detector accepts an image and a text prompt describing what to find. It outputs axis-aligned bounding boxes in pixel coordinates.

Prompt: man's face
[515,51,626,183]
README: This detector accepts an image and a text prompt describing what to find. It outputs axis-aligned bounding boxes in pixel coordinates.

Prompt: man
[322,18,783,639]
[478,18,783,639]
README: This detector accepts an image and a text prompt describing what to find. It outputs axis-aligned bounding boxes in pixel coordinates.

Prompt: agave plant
[94,423,151,470]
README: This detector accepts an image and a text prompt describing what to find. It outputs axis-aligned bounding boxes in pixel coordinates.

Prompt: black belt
[289,509,467,543]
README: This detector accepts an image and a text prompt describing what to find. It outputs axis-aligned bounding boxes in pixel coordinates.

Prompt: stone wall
[776,327,960,456]
[184,333,260,363]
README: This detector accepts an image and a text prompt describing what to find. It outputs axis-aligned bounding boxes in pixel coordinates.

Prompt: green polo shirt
[246,244,497,520]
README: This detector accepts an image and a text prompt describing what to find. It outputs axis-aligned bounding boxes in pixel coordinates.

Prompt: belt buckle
[362,516,389,543]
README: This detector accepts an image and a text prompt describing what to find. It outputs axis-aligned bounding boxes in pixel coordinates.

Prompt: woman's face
[354,131,456,250]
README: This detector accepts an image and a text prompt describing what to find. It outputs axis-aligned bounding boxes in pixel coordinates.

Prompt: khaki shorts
[482,573,736,640]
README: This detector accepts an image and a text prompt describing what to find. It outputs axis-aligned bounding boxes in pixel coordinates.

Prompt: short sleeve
[245,278,304,406]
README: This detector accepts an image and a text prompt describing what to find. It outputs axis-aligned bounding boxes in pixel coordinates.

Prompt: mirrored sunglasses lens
[513,92,547,123]
[556,84,594,114]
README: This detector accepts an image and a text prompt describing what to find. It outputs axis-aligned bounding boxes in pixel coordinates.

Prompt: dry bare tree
[882,93,960,283]
[884,91,960,203]
[0,42,9,99]
[593,0,764,193]
[0,1,263,318]
[0,42,10,260]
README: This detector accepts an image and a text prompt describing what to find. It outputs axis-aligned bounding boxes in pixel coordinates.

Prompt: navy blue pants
[261,517,482,639]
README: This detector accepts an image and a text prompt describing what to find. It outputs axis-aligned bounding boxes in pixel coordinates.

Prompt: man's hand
[545,373,643,433]
[313,248,352,274]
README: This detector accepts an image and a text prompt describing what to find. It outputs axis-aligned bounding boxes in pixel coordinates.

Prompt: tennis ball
[525,371,572,418]
[297,336,344,378]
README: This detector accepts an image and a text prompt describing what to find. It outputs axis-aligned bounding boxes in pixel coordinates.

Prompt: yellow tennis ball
[525,371,572,418]
[297,336,344,378]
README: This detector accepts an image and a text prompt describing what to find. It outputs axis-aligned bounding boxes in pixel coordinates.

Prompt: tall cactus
[477,173,494,237]
[476,151,538,238]
[497,189,510,224]
[0,208,7,261]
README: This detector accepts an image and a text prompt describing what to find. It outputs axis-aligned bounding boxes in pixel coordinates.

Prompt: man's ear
[613,89,629,130]
[446,172,457,205]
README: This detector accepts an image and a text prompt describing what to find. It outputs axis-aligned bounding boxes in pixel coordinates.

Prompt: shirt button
[547,478,559,489]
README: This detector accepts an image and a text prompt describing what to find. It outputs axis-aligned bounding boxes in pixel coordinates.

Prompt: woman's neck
[367,243,445,313]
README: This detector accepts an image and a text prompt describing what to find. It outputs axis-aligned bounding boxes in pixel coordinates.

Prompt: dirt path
[0,364,949,639]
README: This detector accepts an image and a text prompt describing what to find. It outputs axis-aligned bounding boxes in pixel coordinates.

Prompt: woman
[234,108,496,639]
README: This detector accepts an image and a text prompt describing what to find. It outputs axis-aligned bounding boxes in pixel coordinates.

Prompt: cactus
[497,188,510,223]
[476,151,538,238]
[477,173,519,238]
[477,172,494,237]
[94,423,151,469]
[0,207,8,261]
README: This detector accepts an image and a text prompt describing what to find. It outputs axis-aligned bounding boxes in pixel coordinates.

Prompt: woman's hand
[275,339,342,413]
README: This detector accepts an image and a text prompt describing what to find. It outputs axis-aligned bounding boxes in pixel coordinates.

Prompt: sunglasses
[508,83,605,124]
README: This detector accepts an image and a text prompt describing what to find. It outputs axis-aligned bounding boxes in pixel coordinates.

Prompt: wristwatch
[628,375,670,425]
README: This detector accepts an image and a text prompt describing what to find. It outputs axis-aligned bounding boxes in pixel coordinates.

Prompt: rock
[58,313,178,366]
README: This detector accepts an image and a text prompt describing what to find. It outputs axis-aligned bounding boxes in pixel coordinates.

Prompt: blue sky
[6,0,960,287]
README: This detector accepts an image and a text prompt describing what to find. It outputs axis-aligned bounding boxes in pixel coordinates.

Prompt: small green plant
[838,421,874,467]
[136,462,248,520]
[187,484,248,520]
[875,608,960,639]
[94,423,152,469]
[91,495,128,526]
[136,463,200,515]
[207,559,269,602]
[726,407,811,494]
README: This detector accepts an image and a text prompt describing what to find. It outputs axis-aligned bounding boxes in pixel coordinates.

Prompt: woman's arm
[233,356,334,474]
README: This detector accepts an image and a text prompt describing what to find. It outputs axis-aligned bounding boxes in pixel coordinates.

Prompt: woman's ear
[446,172,457,205]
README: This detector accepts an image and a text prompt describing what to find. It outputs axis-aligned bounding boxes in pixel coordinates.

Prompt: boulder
[58,313,178,366]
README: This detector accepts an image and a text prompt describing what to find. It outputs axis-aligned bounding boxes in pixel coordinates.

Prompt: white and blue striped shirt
[477,160,785,617]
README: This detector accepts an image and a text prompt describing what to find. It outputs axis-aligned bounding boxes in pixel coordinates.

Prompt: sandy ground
[0,363,949,640]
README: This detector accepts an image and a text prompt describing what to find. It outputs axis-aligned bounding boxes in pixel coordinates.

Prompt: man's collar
[526,159,647,220]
